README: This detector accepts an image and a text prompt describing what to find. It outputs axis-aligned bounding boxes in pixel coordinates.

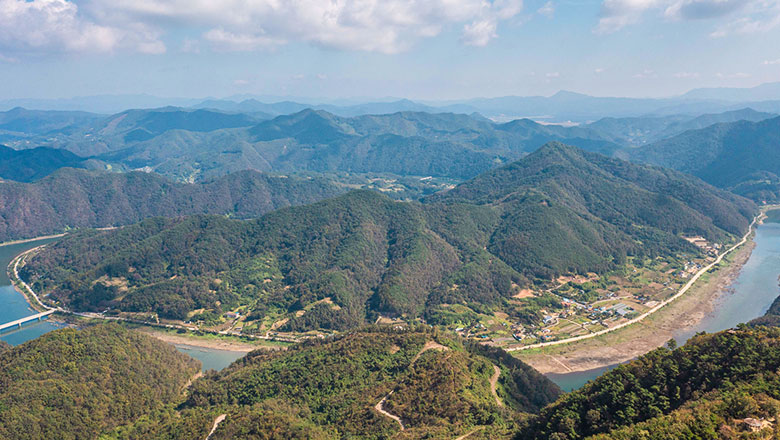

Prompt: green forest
[22,143,756,331]
[0,324,199,440]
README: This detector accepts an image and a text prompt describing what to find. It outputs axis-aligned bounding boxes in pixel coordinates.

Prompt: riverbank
[0,233,66,248]
[517,237,756,374]
[135,326,287,352]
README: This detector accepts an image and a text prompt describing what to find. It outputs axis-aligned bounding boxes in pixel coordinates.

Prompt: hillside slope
[518,326,780,440]
[0,324,199,440]
[0,145,90,182]
[21,143,756,330]
[0,168,345,241]
[23,109,622,181]
[631,116,780,202]
[107,328,561,439]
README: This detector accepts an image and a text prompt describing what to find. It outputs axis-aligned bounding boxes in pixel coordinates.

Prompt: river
[0,238,64,345]
[0,238,245,371]
[548,212,780,391]
[5,216,780,380]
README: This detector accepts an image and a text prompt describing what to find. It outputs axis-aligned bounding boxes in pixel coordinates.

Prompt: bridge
[0,310,56,332]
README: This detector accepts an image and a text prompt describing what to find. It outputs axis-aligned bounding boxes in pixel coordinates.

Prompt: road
[9,245,301,344]
[508,213,760,352]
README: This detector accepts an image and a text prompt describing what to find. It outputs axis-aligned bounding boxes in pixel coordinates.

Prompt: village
[446,235,725,349]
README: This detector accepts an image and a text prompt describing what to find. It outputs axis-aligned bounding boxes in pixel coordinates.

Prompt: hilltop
[21,143,756,331]
[106,327,561,439]
[0,324,199,440]
[6,108,620,182]
[518,326,780,439]
[631,116,780,202]
[0,168,345,242]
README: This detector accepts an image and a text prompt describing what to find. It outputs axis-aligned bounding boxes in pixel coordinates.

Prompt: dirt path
[374,340,452,430]
[374,391,404,430]
[205,414,226,440]
[489,365,503,407]
[183,371,203,391]
[455,427,483,439]
[410,340,449,363]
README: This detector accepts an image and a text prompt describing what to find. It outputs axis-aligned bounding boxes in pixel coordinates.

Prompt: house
[224,312,240,319]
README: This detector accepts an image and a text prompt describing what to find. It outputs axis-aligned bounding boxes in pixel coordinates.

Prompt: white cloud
[595,0,770,34]
[764,59,780,65]
[462,19,498,46]
[546,71,560,78]
[710,2,780,37]
[0,0,164,54]
[538,1,555,18]
[664,0,747,20]
[633,69,658,78]
[673,71,700,78]
[87,0,524,53]
[233,79,250,86]
[204,28,282,52]
[594,67,605,73]
[716,72,750,78]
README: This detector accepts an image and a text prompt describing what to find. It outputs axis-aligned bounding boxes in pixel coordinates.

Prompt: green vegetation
[0,167,344,242]
[0,323,199,440]
[518,326,780,440]
[587,108,774,146]
[107,326,561,439]
[11,107,622,182]
[632,116,780,202]
[0,145,89,182]
[22,143,756,330]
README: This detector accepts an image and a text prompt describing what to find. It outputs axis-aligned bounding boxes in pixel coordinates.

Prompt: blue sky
[1,0,779,101]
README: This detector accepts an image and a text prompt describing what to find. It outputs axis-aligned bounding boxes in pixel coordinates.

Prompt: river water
[5,216,780,379]
[548,213,780,391]
[0,238,245,371]
[0,238,64,345]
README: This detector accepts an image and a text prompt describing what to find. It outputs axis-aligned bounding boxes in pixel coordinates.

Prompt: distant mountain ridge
[6,82,780,121]
[0,145,91,182]
[17,108,621,182]
[630,116,780,202]
[590,107,776,146]
[0,168,345,242]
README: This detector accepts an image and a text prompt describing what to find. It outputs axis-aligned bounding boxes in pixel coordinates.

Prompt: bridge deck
[0,309,56,332]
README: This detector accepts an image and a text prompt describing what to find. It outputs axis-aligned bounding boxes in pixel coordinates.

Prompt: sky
[0,0,779,101]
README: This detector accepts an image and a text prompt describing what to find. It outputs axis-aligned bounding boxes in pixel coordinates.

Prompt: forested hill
[107,327,561,439]
[427,142,756,239]
[18,108,622,182]
[630,116,780,202]
[0,324,199,440]
[22,143,756,330]
[0,145,90,182]
[518,326,780,440]
[0,167,345,242]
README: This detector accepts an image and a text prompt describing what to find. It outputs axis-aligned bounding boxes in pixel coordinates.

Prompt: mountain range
[631,116,780,202]
[7,107,620,182]
[5,82,780,121]
[0,168,344,242]
[21,143,755,330]
[6,321,780,439]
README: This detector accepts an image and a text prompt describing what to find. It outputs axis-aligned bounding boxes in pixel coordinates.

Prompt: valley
[5,5,780,438]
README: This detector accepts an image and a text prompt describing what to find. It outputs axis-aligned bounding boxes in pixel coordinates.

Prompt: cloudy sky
[1,0,779,100]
